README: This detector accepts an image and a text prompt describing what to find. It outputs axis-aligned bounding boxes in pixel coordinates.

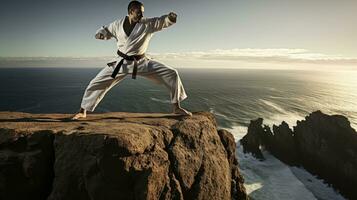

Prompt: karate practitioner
[71,1,191,120]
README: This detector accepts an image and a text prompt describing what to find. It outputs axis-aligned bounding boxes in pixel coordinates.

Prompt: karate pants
[80,58,188,112]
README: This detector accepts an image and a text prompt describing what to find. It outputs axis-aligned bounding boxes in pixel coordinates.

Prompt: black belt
[107,50,145,79]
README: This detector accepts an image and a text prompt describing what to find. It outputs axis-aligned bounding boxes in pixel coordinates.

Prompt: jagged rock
[240,118,271,160]
[0,111,247,200]
[241,110,357,200]
[270,121,298,165]
[294,110,357,199]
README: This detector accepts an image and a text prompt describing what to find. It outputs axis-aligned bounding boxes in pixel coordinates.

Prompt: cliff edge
[0,111,247,200]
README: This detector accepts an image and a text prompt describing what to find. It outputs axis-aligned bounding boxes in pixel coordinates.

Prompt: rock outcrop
[241,110,357,200]
[0,111,247,200]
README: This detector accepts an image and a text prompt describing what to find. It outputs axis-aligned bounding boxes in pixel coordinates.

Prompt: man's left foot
[71,112,86,120]
[173,107,192,116]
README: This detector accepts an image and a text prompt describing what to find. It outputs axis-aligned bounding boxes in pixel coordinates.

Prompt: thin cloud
[1,49,357,69]
[150,49,357,65]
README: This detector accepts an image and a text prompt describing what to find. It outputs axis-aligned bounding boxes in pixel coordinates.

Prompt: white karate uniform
[80,15,188,112]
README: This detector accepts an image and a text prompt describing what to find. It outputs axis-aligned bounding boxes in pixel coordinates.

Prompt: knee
[88,79,99,87]
[170,68,178,76]
[161,66,178,77]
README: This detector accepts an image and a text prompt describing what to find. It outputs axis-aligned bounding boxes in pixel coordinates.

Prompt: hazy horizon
[1,48,356,70]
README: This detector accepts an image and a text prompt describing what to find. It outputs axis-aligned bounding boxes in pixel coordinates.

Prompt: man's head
[128,1,144,23]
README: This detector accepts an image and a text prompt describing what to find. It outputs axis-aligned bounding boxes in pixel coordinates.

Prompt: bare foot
[71,112,86,120]
[173,107,192,116]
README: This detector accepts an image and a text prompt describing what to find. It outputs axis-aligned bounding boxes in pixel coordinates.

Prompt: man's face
[129,6,144,22]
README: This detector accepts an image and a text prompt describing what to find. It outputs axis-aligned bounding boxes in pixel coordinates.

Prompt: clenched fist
[168,12,177,23]
[95,33,105,40]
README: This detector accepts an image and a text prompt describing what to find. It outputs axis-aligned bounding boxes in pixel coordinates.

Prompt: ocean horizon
[1,67,356,129]
[1,67,356,199]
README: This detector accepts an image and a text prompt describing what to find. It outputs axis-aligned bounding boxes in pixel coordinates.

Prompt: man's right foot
[71,112,86,120]
[173,107,192,116]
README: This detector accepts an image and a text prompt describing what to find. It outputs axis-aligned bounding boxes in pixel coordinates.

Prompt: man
[71,1,191,120]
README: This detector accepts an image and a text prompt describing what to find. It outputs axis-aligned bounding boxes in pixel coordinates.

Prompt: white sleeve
[144,15,176,33]
[95,20,118,40]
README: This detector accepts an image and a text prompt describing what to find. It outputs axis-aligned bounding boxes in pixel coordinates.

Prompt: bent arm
[95,20,118,40]
[95,26,111,40]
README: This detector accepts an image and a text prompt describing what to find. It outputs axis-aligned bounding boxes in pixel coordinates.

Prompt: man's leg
[72,66,126,119]
[139,59,192,116]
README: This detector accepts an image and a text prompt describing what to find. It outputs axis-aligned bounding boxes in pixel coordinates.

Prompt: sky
[0,0,357,69]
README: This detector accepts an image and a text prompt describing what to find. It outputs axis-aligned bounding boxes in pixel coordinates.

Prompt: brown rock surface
[0,111,247,200]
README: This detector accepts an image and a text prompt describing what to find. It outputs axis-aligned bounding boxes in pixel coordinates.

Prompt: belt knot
[107,50,145,79]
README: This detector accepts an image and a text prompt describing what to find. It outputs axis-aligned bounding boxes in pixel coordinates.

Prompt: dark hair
[128,1,144,13]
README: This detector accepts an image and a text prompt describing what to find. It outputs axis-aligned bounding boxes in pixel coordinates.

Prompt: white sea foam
[225,125,247,141]
[268,95,302,101]
[150,97,171,104]
[209,107,235,121]
[268,95,288,99]
[290,166,346,200]
[263,112,304,128]
[266,87,279,91]
[259,99,286,113]
[255,99,305,127]
[226,126,347,200]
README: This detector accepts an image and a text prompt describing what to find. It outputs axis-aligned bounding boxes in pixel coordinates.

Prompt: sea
[1,67,356,200]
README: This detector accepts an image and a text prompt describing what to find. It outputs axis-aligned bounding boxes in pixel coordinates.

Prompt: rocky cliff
[241,110,357,200]
[0,111,247,200]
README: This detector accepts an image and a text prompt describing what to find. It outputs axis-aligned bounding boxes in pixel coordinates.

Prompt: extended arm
[144,12,177,33]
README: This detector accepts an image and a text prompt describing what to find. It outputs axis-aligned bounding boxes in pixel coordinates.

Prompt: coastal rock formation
[239,118,266,160]
[241,110,357,200]
[218,129,248,200]
[0,111,247,200]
